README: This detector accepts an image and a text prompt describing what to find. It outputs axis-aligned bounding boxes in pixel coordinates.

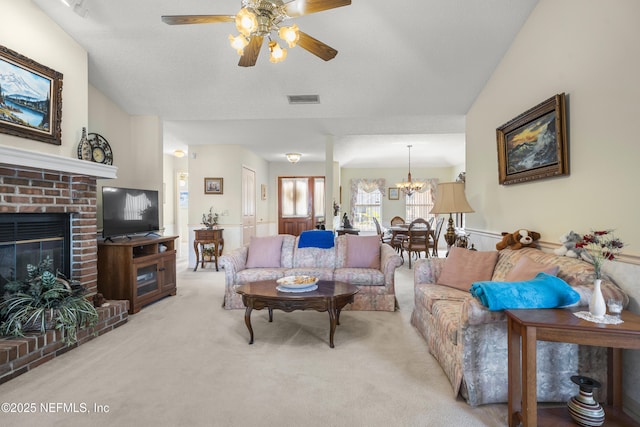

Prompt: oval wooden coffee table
[236,280,358,348]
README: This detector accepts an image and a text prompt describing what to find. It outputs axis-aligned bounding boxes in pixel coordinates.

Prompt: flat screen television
[102,186,160,239]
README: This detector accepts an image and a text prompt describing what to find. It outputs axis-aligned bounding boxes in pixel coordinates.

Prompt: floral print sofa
[411,247,629,406]
[220,234,403,311]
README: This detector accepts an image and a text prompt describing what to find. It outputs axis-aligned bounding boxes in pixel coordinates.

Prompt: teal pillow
[470,272,580,311]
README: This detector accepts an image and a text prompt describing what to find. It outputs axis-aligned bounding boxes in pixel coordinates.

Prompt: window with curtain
[350,179,385,232]
[405,179,438,222]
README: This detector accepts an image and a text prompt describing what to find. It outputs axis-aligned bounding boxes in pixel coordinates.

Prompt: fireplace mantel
[0,145,117,179]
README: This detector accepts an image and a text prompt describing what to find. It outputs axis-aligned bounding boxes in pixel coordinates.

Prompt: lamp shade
[430,182,474,214]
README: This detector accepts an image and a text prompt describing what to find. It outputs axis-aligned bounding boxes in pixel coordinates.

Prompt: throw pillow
[436,247,499,292]
[245,235,284,268]
[505,256,560,282]
[345,234,381,269]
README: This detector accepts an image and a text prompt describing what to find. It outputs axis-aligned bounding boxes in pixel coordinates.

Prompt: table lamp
[430,182,474,254]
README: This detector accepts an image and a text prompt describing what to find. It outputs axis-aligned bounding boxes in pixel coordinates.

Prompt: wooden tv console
[97,235,178,314]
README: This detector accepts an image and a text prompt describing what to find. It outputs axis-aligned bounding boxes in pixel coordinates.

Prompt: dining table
[388,224,436,252]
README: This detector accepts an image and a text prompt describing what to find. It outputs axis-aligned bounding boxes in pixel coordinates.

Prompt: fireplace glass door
[0,213,71,292]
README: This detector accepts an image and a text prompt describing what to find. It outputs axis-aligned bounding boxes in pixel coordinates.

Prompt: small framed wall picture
[389,187,400,200]
[204,177,223,195]
[261,184,267,200]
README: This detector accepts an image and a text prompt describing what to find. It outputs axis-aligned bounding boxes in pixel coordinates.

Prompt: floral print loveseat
[411,247,629,406]
[220,234,403,311]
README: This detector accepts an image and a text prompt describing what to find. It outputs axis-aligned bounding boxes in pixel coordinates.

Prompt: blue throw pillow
[470,272,580,311]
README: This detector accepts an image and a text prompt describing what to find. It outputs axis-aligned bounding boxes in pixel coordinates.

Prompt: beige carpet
[0,253,508,427]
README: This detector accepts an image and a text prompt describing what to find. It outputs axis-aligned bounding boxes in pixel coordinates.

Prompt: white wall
[186,145,269,265]
[466,0,640,416]
[88,85,164,229]
[0,0,87,156]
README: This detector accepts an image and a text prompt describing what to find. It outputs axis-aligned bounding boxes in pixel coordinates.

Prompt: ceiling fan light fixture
[279,24,299,48]
[235,7,258,36]
[269,41,287,63]
[229,34,249,55]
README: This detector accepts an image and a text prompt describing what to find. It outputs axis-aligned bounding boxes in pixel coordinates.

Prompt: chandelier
[229,0,300,63]
[396,145,424,196]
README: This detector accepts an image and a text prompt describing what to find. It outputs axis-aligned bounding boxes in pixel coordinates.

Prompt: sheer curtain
[349,178,386,231]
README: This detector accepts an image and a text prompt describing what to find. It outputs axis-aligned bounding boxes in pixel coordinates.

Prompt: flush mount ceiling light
[162,0,351,67]
[396,145,424,197]
[286,153,301,163]
[173,150,186,158]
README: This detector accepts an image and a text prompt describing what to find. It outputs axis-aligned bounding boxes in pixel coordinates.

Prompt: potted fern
[0,257,98,346]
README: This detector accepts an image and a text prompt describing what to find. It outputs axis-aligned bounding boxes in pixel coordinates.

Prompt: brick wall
[0,165,99,294]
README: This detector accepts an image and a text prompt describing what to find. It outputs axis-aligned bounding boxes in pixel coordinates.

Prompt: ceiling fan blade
[161,15,235,25]
[297,31,338,61]
[285,0,351,17]
[239,36,264,67]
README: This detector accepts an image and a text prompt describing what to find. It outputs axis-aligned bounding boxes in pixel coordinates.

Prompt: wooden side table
[335,228,359,236]
[506,308,640,427]
[193,228,224,271]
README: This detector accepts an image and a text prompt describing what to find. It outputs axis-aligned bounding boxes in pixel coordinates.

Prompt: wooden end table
[236,280,358,348]
[193,228,224,271]
[335,228,360,236]
[506,308,640,427]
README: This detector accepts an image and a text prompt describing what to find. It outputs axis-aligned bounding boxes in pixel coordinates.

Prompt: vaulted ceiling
[33,0,538,167]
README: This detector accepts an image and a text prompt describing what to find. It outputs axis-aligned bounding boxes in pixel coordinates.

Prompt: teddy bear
[496,229,541,250]
[554,230,590,259]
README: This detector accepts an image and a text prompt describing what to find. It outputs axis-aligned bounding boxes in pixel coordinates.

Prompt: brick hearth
[0,145,124,383]
[0,300,129,384]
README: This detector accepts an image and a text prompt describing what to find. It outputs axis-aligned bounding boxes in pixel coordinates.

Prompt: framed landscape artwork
[389,187,400,200]
[496,93,568,185]
[204,177,223,195]
[0,45,63,145]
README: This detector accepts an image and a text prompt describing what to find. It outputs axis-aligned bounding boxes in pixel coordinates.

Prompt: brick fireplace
[0,145,127,384]
[0,145,118,293]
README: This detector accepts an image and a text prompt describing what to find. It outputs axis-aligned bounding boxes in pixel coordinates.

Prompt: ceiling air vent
[287,95,320,105]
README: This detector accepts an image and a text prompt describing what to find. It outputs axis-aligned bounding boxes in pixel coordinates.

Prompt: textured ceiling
[33,0,538,167]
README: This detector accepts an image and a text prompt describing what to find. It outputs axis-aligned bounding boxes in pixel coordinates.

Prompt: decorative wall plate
[87,133,113,165]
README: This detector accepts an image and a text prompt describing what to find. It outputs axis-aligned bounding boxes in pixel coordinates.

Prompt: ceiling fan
[161,0,351,67]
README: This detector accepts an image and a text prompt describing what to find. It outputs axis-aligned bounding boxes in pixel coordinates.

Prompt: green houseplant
[0,257,98,346]
[202,246,216,261]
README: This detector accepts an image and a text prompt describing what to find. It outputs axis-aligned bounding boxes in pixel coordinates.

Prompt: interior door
[278,177,324,236]
[242,166,256,245]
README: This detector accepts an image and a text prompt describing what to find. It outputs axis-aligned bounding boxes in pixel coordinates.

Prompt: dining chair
[389,217,407,254]
[372,217,391,244]
[401,218,431,268]
[390,216,405,226]
[431,217,445,257]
